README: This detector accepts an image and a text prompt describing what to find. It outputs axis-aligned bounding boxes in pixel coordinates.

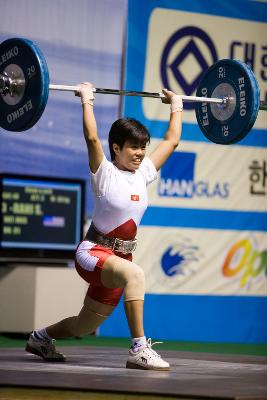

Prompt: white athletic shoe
[25,333,66,361]
[126,338,170,371]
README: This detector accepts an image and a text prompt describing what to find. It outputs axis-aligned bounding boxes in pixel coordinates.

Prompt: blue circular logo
[161,26,218,110]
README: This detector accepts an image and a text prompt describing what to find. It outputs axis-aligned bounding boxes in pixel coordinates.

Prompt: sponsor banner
[124,0,267,146]
[134,226,267,296]
[147,139,267,211]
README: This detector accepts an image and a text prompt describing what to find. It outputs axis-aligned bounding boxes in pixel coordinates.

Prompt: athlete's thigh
[75,240,114,285]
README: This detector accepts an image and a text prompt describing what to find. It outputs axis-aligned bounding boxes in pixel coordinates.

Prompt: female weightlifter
[25,83,183,370]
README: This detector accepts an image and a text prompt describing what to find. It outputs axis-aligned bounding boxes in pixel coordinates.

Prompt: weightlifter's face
[113,140,147,172]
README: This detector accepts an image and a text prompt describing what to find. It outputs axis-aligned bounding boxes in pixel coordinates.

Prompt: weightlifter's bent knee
[102,256,145,302]
[123,264,145,302]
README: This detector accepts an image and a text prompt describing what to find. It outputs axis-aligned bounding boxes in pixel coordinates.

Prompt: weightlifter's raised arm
[77,82,104,173]
[149,89,183,171]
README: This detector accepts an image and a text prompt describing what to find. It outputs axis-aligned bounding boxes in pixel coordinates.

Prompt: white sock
[33,328,51,341]
[131,336,147,352]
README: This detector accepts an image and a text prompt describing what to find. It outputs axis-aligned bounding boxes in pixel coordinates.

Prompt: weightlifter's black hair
[108,118,150,161]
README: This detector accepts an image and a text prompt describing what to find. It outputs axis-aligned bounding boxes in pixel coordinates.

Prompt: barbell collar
[0,72,12,95]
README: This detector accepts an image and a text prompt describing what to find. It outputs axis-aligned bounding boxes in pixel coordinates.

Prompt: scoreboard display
[0,174,85,263]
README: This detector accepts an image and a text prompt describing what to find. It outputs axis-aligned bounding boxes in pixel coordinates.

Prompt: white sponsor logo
[7,100,33,124]
[0,46,18,66]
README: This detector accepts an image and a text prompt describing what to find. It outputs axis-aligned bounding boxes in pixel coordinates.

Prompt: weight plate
[195,59,260,144]
[0,38,49,132]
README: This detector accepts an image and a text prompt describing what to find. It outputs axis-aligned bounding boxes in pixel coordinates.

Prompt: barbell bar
[2,80,267,107]
[0,37,266,144]
[0,77,227,104]
[48,84,227,104]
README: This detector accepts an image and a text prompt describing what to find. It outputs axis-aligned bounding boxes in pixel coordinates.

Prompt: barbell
[0,37,266,145]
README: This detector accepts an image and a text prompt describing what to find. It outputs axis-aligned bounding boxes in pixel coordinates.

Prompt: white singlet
[91,155,157,239]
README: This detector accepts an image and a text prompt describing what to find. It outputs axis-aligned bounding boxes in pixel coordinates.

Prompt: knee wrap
[102,257,146,303]
[69,298,113,337]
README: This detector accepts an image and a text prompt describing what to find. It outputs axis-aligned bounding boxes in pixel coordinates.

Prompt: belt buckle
[112,238,137,254]
[112,238,124,253]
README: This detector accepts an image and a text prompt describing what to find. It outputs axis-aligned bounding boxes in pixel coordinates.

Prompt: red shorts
[75,240,132,306]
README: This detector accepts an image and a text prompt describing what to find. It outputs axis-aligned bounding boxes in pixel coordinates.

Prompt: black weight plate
[0,37,49,132]
[195,59,260,145]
